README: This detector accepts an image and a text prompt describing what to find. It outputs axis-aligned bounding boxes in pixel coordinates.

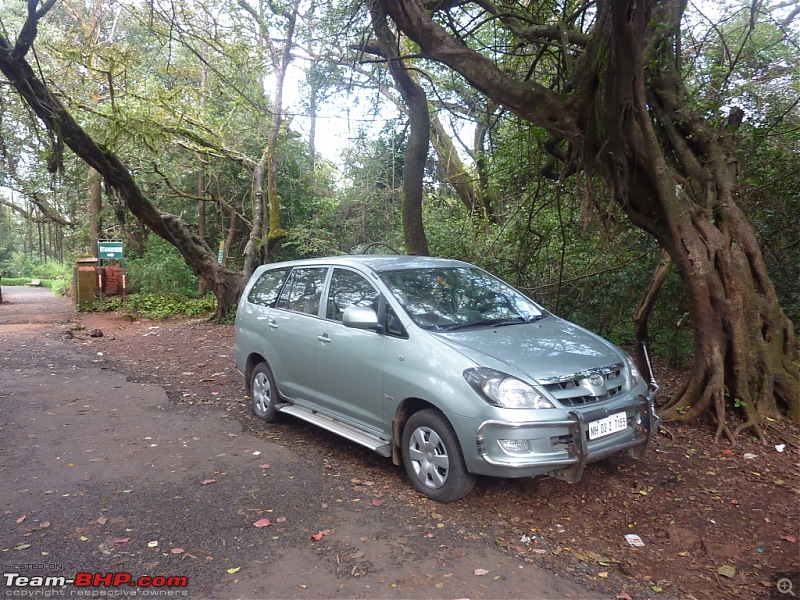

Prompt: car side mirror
[343,306,380,331]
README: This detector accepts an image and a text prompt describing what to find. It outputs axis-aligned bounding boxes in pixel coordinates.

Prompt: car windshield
[380,267,544,331]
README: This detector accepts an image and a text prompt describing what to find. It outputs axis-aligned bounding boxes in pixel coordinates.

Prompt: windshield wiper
[437,320,498,331]
[492,316,545,327]
[439,315,544,331]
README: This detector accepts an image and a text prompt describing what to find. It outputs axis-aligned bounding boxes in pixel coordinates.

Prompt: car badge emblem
[589,373,604,387]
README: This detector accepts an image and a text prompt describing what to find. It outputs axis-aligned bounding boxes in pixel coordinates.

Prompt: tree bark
[371,2,430,255]
[197,57,208,295]
[243,149,267,280]
[88,167,102,256]
[381,0,800,434]
[429,113,482,216]
[633,249,672,373]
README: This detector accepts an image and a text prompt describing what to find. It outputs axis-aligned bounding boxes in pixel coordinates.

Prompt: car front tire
[402,408,476,502]
[250,362,280,422]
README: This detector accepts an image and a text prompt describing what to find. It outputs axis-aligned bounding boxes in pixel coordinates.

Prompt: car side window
[385,305,407,338]
[276,267,328,315]
[247,268,291,307]
[326,269,380,322]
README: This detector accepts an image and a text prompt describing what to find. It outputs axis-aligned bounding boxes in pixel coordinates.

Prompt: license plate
[588,411,627,440]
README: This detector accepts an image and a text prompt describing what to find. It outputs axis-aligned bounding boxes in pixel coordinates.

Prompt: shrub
[91,293,216,320]
[126,237,199,297]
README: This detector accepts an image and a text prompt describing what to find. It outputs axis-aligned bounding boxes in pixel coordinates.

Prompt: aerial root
[712,392,736,444]
[734,417,767,444]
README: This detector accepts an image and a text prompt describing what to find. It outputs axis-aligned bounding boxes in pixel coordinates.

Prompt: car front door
[314,267,386,434]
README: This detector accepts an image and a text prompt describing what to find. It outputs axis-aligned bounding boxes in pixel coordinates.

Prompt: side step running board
[278,404,392,458]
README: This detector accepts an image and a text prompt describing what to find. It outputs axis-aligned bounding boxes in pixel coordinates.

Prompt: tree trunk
[371,3,429,256]
[197,58,208,295]
[633,249,671,373]
[222,205,237,269]
[429,113,482,216]
[239,0,300,260]
[584,0,800,440]
[88,167,102,256]
[243,149,267,281]
[659,199,800,441]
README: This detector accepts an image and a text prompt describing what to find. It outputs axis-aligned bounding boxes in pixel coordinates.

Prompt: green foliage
[126,236,199,297]
[0,257,72,296]
[92,293,216,320]
[2,255,70,279]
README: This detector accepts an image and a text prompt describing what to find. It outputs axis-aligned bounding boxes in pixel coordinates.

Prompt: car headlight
[463,367,554,409]
[625,353,642,387]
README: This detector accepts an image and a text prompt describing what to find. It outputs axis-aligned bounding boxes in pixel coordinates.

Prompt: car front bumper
[473,383,661,482]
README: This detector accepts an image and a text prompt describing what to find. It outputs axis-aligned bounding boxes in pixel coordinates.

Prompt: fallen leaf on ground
[309,529,334,541]
[474,568,489,576]
[170,548,185,554]
[200,479,216,485]
[253,519,271,528]
[115,538,130,544]
[781,535,796,543]
[16,516,26,524]
[226,567,240,574]
[718,565,736,578]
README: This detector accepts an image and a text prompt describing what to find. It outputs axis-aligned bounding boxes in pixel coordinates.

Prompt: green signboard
[98,240,124,260]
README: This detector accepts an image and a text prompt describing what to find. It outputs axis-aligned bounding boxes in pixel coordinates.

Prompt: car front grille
[541,363,625,407]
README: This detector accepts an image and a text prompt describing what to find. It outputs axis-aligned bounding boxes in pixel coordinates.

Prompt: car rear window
[247,268,291,307]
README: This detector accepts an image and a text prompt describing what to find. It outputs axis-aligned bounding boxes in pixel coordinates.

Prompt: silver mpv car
[235,256,660,502]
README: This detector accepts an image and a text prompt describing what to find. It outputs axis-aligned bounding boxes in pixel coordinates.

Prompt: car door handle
[268,320,278,329]
[317,334,331,343]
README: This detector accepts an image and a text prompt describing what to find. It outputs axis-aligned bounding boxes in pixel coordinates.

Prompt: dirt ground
[5,286,799,599]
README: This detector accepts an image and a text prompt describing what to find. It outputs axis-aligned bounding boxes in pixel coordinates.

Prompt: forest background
[0,0,798,438]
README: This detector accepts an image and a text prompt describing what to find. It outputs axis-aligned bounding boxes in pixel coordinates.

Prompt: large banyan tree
[380,0,799,440]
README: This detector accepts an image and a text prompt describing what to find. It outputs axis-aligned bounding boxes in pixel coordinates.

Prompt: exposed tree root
[712,392,736,444]
[733,417,766,443]
[657,424,675,441]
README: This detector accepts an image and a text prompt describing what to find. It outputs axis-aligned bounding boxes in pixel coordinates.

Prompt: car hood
[432,317,624,382]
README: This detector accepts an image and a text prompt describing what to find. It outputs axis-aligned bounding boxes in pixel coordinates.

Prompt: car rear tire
[402,409,476,502]
[250,363,280,422]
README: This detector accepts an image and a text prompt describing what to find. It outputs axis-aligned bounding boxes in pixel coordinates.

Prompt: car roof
[257,255,473,274]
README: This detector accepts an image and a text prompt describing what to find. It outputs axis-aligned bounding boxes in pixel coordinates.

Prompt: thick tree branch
[380,0,579,140]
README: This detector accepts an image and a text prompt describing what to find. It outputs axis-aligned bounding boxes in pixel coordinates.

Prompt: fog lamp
[498,439,531,453]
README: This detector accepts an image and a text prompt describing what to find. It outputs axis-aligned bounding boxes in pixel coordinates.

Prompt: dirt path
[0,287,597,599]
